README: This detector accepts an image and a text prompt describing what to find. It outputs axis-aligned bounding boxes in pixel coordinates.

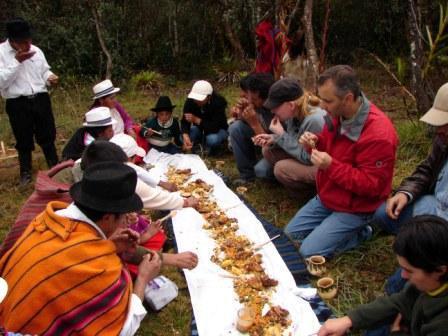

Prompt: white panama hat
[83,107,116,127]
[92,79,121,100]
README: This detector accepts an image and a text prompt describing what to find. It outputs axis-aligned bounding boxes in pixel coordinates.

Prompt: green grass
[0,69,433,335]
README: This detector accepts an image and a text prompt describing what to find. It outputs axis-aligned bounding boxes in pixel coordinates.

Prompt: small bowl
[317,277,337,300]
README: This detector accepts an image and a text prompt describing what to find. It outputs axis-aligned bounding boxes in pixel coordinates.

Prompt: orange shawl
[0,201,132,335]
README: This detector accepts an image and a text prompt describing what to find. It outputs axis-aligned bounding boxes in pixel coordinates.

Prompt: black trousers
[6,92,58,171]
[6,92,56,151]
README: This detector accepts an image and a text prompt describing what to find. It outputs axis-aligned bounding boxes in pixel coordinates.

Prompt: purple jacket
[115,101,134,131]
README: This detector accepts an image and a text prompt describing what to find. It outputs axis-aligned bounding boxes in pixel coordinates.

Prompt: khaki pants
[263,146,317,195]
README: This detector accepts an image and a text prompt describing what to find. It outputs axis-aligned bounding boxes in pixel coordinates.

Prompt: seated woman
[318,215,448,336]
[140,96,182,154]
[91,79,136,137]
[61,106,115,161]
[253,78,325,196]
[181,80,228,156]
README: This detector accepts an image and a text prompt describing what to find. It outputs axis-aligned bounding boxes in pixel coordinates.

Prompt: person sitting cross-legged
[318,215,448,336]
[284,65,398,258]
[0,162,160,335]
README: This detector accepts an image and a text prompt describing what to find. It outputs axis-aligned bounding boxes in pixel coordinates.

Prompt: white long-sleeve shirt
[0,40,54,99]
[135,178,184,210]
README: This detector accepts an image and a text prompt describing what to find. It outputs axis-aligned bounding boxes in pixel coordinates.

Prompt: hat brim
[263,98,281,111]
[70,182,143,213]
[188,92,208,101]
[83,118,117,127]
[93,87,121,100]
[151,105,176,112]
[135,146,146,158]
[420,107,448,126]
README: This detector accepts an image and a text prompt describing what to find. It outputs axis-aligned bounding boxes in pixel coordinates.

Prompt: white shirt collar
[55,202,107,239]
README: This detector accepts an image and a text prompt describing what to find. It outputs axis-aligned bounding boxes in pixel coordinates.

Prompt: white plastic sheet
[145,149,321,336]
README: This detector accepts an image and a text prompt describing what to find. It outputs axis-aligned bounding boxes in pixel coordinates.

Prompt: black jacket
[181,92,228,135]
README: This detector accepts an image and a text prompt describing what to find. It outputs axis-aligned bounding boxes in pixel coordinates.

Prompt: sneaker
[232,177,254,186]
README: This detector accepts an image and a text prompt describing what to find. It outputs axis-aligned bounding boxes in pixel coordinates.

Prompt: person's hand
[252,134,274,147]
[185,113,200,124]
[183,196,199,208]
[318,316,352,336]
[145,219,163,238]
[143,127,154,137]
[299,131,318,149]
[15,50,36,63]
[241,104,258,125]
[311,149,332,170]
[137,251,162,283]
[47,74,59,86]
[390,313,402,333]
[109,228,140,254]
[173,251,198,269]
[386,193,409,220]
[269,117,285,135]
[183,134,193,151]
[158,180,178,192]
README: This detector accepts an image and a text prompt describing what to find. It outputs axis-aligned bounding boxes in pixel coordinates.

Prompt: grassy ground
[0,68,432,335]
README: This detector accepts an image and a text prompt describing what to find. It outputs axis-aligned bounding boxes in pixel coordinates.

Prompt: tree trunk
[302,0,319,90]
[319,0,331,73]
[407,0,432,115]
[89,1,113,79]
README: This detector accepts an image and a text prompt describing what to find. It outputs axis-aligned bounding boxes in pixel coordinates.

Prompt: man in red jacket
[285,65,398,257]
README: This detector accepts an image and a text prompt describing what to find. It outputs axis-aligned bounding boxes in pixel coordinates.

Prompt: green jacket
[348,283,448,336]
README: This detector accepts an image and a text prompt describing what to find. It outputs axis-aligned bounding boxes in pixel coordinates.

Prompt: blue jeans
[229,120,265,180]
[254,158,274,179]
[190,126,228,153]
[284,196,373,257]
[373,194,437,235]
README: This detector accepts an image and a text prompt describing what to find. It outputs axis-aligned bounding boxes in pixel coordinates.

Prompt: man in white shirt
[0,18,59,185]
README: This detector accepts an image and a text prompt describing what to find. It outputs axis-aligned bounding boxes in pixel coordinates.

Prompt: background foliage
[0,0,443,81]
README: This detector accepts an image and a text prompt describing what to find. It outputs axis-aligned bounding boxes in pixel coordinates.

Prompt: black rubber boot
[18,150,32,185]
[41,144,59,168]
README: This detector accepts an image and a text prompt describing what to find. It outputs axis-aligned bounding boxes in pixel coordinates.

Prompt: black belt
[8,92,46,100]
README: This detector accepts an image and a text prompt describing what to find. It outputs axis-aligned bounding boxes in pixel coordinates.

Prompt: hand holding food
[299,131,318,149]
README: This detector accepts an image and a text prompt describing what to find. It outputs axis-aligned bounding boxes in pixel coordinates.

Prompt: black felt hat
[6,18,31,40]
[151,96,176,112]
[70,162,143,213]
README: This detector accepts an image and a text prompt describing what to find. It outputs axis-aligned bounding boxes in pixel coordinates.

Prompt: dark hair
[85,125,110,139]
[74,202,120,222]
[239,75,251,92]
[288,30,306,60]
[80,140,127,170]
[393,215,448,281]
[317,65,361,98]
[247,73,275,100]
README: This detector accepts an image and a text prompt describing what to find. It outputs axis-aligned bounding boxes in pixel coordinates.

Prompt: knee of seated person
[299,240,321,258]
[229,120,248,138]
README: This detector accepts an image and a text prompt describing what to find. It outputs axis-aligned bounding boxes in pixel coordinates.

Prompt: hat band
[86,117,112,126]
[94,86,115,98]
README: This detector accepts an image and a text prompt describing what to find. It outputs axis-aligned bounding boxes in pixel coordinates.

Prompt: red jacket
[316,103,398,213]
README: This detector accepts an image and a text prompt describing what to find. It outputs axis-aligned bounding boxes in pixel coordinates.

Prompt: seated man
[285,65,398,257]
[181,80,228,156]
[318,215,448,336]
[228,72,275,184]
[373,82,448,234]
[0,162,160,335]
